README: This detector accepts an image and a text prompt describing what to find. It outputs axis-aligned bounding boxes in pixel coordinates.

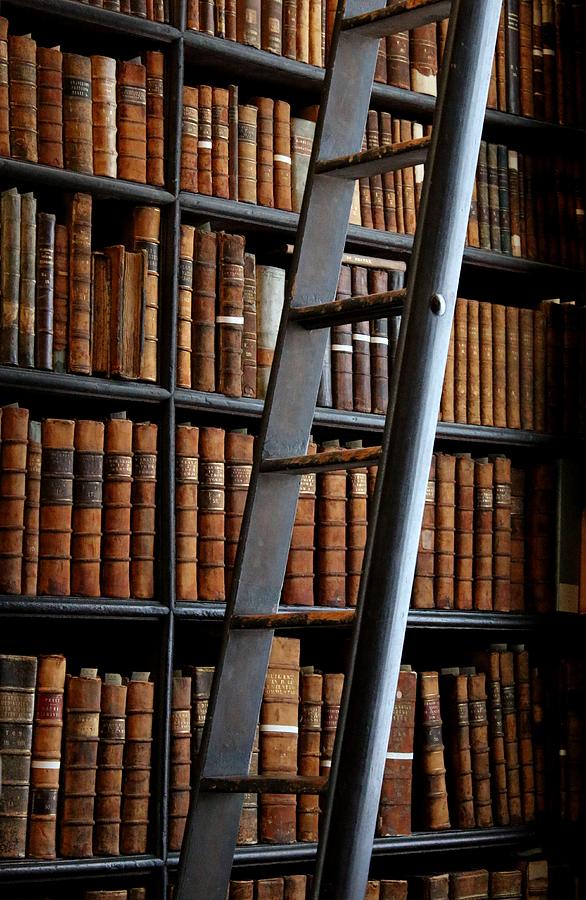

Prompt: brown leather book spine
[490,871,522,900]
[454,298,468,424]
[217,232,245,397]
[226,0,237,41]
[378,112,397,233]
[27,654,66,859]
[117,61,147,183]
[508,149,522,257]
[478,301,494,426]
[67,192,93,375]
[331,266,353,411]
[62,54,93,175]
[177,224,195,389]
[514,647,535,822]
[191,665,214,757]
[60,671,102,857]
[378,669,417,836]
[526,462,555,614]
[22,420,42,595]
[101,417,133,599]
[0,406,29,593]
[225,431,253,594]
[317,444,346,607]
[440,320,455,423]
[71,420,104,598]
[510,467,525,612]
[242,252,257,398]
[506,306,521,429]
[434,453,456,610]
[273,100,292,212]
[467,672,493,827]
[296,0,310,62]
[38,418,75,596]
[308,0,322,65]
[499,649,523,823]
[212,87,229,199]
[262,0,283,54]
[0,654,37,858]
[454,454,474,610]
[366,111,385,231]
[191,229,217,392]
[358,131,373,230]
[412,874,450,900]
[284,875,307,899]
[169,673,191,851]
[175,424,198,602]
[237,0,261,47]
[198,427,225,601]
[0,187,21,366]
[412,456,435,610]
[418,672,450,830]
[476,649,509,825]
[283,0,296,58]
[94,674,127,856]
[466,299,481,426]
[180,86,198,193]
[238,724,259,845]
[199,0,214,34]
[130,422,157,599]
[476,142,491,250]
[380,881,408,900]
[351,269,371,413]
[440,671,475,829]
[473,458,494,611]
[492,304,507,428]
[541,0,556,121]
[518,307,534,431]
[450,870,489,900]
[237,104,257,204]
[496,8,507,110]
[132,205,160,383]
[487,143,501,250]
[120,674,154,854]
[400,119,416,234]
[35,212,56,372]
[37,47,63,169]
[297,672,322,842]
[370,310,389,415]
[257,879,285,900]
[254,97,274,208]
[321,672,344,774]
[0,19,9,157]
[283,443,316,606]
[18,193,36,369]
[91,56,117,178]
[229,87,238,200]
[491,455,512,612]
[145,51,164,187]
[53,224,69,374]
[230,882,254,900]
[260,637,300,844]
[9,35,38,162]
[387,30,410,88]
[197,85,213,195]
[346,456,368,608]
[519,0,534,115]
[410,24,437,95]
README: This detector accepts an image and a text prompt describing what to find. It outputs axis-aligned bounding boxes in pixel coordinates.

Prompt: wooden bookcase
[0,0,584,896]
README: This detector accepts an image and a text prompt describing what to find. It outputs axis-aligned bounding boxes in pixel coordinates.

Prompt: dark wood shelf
[0,597,169,618]
[0,854,164,883]
[0,366,170,404]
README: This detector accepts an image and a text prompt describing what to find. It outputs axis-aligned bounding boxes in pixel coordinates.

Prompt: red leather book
[377,667,417,836]
[180,86,198,193]
[9,35,38,162]
[514,646,536,822]
[117,60,147,183]
[37,47,63,169]
[67,192,93,376]
[145,51,165,186]
[0,19,8,158]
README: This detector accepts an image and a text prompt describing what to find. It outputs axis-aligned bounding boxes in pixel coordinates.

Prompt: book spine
[130,422,157,599]
[317,462,347,607]
[177,224,195,389]
[22,420,42,595]
[439,672,475,829]
[297,672,322,842]
[67,192,93,375]
[256,265,285,399]
[351,268,371,413]
[466,300,481,426]
[198,427,225,602]
[454,455,474,610]
[492,455,512,612]
[0,405,29,593]
[400,119,417,234]
[229,86,239,200]
[499,649,523,823]
[508,149,522,257]
[196,85,213,195]
[53,224,69,373]
[483,651,509,825]
[410,24,438,95]
[476,142,491,250]
[71,419,104,598]
[35,212,56,372]
[487,143,501,250]
[237,104,258,204]
[440,320,455,423]
[320,673,344,774]
[237,0,261,47]
[180,86,198,192]
[510,467,526,612]
[101,418,133,599]
[9,35,38,162]
[514,648,536,822]
[454,298,468,424]
[212,87,230,199]
[169,674,191,851]
[242,253,257,398]
[37,46,63,168]
[388,31,410,88]
[117,61,147,183]
[478,301,494,426]
[291,117,315,214]
[346,465,368,608]
[217,233,245,398]
[120,675,154,854]
[145,51,165,187]
[93,676,127,856]
[225,431,254,594]
[492,304,507,428]
[412,456,435,609]
[541,0,556,121]
[0,188,21,365]
[238,723,259,844]
[273,100,292,211]
[62,54,93,174]
[192,229,217,393]
[283,443,316,606]
[17,193,36,369]
[496,8,507,110]
[434,453,455,610]
[530,665,546,816]
[467,672,494,827]
[0,19,9,157]
[473,459,494,611]
[255,97,275,208]
[38,418,75,597]
[175,425,198,602]
[532,0,545,118]
[366,111,385,230]
[91,56,117,178]
[526,462,555,613]
[262,0,283,53]
[505,0,521,113]
[418,672,450,830]
[331,266,353,411]
[283,0,297,57]
[370,311,389,416]
[379,112,398,233]
[378,669,417,836]
[133,205,161,383]
[191,666,214,757]
[506,306,522,429]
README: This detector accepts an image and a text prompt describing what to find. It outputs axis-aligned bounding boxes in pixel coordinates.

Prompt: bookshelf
[0,0,584,897]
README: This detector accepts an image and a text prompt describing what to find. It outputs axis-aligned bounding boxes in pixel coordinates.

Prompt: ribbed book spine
[71,420,104,598]
[130,422,158,599]
[0,406,29,593]
[120,673,154,854]
[38,418,75,597]
[175,425,198,602]
[94,674,127,856]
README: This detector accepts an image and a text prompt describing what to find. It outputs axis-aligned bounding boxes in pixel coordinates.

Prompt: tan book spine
[169,673,191,851]
[67,192,93,375]
[37,46,63,169]
[434,453,455,609]
[145,50,164,186]
[467,672,493,827]
[255,97,275,208]
[176,224,195,389]
[38,418,75,597]
[308,0,322,65]
[237,104,258,204]
[132,205,160,383]
[519,307,534,431]
[242,253,257,398]
[175,425,198,602]
[506,306,522,429]
[440,321,455,423]
[454,298,468,424]
[491,455,512,613]
[225,431,253,594]
[131,422,157,599]
[466,300,481,426]
[454,454,474,611]
[212,86,230,199]
[0,19,9,157]
[283,443,316,606]
[478,301,494,426]
[180,86,198,193]
[297,0,310,62]
[297,672,322,842]
[63,54,93,174]
[101,417,133,599]
[191,229,217,393]
[93,674,127,856]
[317,445,347,608]
[412,456,435,609]
[418,672,450,830]
[22,420,42,595]
[71,420,104,598]
[0,406,29,594]
[91,56,117,178]
[346,459,368,608]
[120,674,154,854]
[9,34,38,162]
[117,60,147,183]
[197,427,225,601]
[273,100,292,211]
[473,459,494,611]
[492,304,507,428]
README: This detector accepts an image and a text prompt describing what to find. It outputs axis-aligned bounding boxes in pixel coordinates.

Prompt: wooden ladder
[176,0,502,896]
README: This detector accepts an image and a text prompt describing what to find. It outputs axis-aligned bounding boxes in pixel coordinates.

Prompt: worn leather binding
[454,454,474,611]
[117,60,147,183]
[145,51,164,187]
[468,177,480,247]
[453,298,468,424]
[282,0,296,58]
[498,649,522,824]
[191,229,217,393]
[175,424,198,602]
[225,430,253,592]
[132,205,160,383]
[253,96,274,208]
[236,0,261,46]
[439,670,475,829]
[256,265,285,400]
[228,87,238,199]
[505,305,521,430]
[513,647,535,822]
[320,672,343,777]
[257,880,284,900]
[91,252,111,376]
[518,307,534,432]
[68,192,93,375]
[473,458,494,611]
[196,85,213,195]
[412,456,435,610]
[291,117,315,214]
[0,405,29,593]
[62,54,93,174]
[169,672,191,851]
[130,422,157,599]
[212,87,230,199]
[346,447,367,608]
[17,192,36,368]
[450,869,489,900]
[358,132,373,230]
[507,150,521,258]
[191,665,214,757]
[0,654,37,858]
[317,442,346,608]
[22,420,42,595]
[38,418,75,597]
[477,301,493,427]
[418,671,450,830]
[297,671,322,842]
[229,882,254,899]
[0,18,8,157]
[440,319,455,423]
[496,10,507,111]
[434,453,456,610]
[487,143,501,250]
[492,304,507,428]
[531,0,544,119]
[238,723,259,844]
[260,637,300,844]
[261,0,282,54]
[198,427,225,601]
[378,667,417,836]
[490,870,522,899]
[91,56,117,178]
[410,23,437,95]
[217,232,245,397]
[34,212,56,372]
[400,120,416,235]
[467,671,493,827]
[71,420,104,598]
[238,104,258,204]
[94,673,127,856]
[349,269,371,413]
[476,142,491,250]
[53,224,69,373]
[465,300,481,426]
[296,0,309,62]
[177,224,195,388]
[379,881,408,900]
[308,0,321,65]
[411,874,450,900]
[491,455,512,612]
[474,649,508,826]
[120,673,154,854]
[331,266,353,411]
[530,666,546,818]
[273,100,292,211]
[378,114,396,232]
[283,441,316,606]
[0,188,21,365]
[60,670,102,857]
[284,875,307,899]
[9,34,37,162]
[368,271,389,415]
[497,144,511,253]
[242,252,257,398]
[37,46,63,169]
[510,467,525,612]
[181,86,198,192]
[102,417,133,599]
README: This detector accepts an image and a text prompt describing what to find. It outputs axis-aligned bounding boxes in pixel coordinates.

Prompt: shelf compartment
[0,367,170,404]
[0,854,164,882]
[0,597,169,618]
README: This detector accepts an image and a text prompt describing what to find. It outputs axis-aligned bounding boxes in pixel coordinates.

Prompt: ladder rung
[201,776,329,794]
[316,136,430,181]
[261,445,381,474]
[291,289,405,329]
[342,0,451,38]
[231,610,356,628]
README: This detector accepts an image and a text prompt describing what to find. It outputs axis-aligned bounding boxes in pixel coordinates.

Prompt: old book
[317,441,346,607]
[180,86,198,192]
[308,0,322,65]
[439,670,475,829]
[478,301,494,427]
[217,233,245,397]
[145,51,164,186]
[400,119,416,234]
[238,105,257,204]
[499,649,523,823]
[9,34,38,162]
[53,224,69,373]
[454,298,468,423]
[0,654,37,858]
[273,100,292,211]
[260,637,300,844]
[132,205,160,382]
[175,424,198,602]
[346,445,368,608]
[291,117,315,213]
[169,672,191,851]
[440,315,455,423]
[532,0,544,118]
[369,271,389,415]
[71,419,104,598]
[519,0,534,116]
[212,87,230,199]
[510,467,525,612]
[199,0,214,34]
[0,405,29,593]
[541,0,556,120]
[530,665,546,817]
[454,454,474,610]
[35,211,56,371]
[192,229,217,392]
[17,193,36,368]
[496,9,507,110]
[120,673,154,854]
[297,671,322,842]
[67,192,93,375]
[351,269,371,413]
[490,870,522,899]
[358,131,373,230]
[418,671,450,830]
[296,0,310,61]
[38,418,75,596]
[91,56,117,178]
[321,672,343,774]
[0,19,8,157]
[487,143,501,250]
[177,224,195,388]
[237,0,261,47]
[261,0,282,53]
[513,646,535,822]
[476,142,491,250]
[60,669,102,857]
[410,23,437,94]
[197,85,213,195]
[473,458,494,611]
[91,253,111,376]
[191,665,214,758]
[283,0,296,57]
[506,306,522,429]
[117,60,147,183]
[378,667,417,836]
[434,453,455,610]
[508,150,522,257]
[467,671,494,827]
[242,253,257,398]
[475,647,509,825]
[37,46,63,168]
[63,54,93,174]
[257,880,284,900]
[379,113,397,233]
[388,30,410,88]
[466,299,481,426]
[130,422,157,599]
[110,247,147,379]
[521,858,548,898]
[256,265,285,399]
[284,876,307,899]
[331,266,353,411]
[94,673,127,856]
[492,304,507,428]
[412,456,435,609]
[283,442,316,606]
[411,876,449,900]
[198,426,225,601]
[468,177,481,247]
[255,97,274,208]
[450,870,489,899]
[22,420,42,595]
[0,188,21,365]
[228,85,238,199]
[491,455,512,612]
[225,430,254,593]
[101,416,133,599]
[230,883,254,899]
[238,723,259,844]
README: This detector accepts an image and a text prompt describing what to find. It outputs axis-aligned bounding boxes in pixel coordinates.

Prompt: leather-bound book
[180,86,198,192]
[496,10,507,110]
[53,224,69,373]
[466,299,481,426]
[510,467,525,612]
[490,871,522,900]
[513,646,535,822]
[228,89,238,198]
[321,673,344,775]
[237,104,257,204]
[225,430,253,593]
[257,880,284,900]
[418,671,450,830]
[467,671,493,827]
[192,229,217,393]
[131,205,160,383]
[91,56,117,178]
[71,420,104,598]
[212,87,230,199]
[412,456,435,609]
[380,882,408,900]
[197,85,213,195]
[519,0,533,116]
[22,420,42,595]
[439,670,475,829]
[35,212,56,372]
[486,143,501,250]
[366,883,380,900]
[18,192,36,368]
[291,117,315,214]
[351,269,371,413]
[468,178,480,247]
[296,0,310,61]
[454,454,474,610]
[411,876,449,900]
[440,319,455,423]
[542,299,562,435]
[478,301,493,426]
[117,60,147,183]
[256,265,285,399]
[238,722,259,844]
[229,883,254,900]
[508,149,522,257]
[169,672,191,851]
[378,112,397,233]
[491,455,512,612]
[62,54,93,174]
[499,649,522,823]
[284,875,306,899]
[317,441,346,607]
[217,232,245,397]
[145,51,164,186]
[28,654,66,859]
[526,462,555,613]
[261,0,282,53]
[130,422,157,599]
[434,453,455,609]
[91,252,111,376]
[0,405,29,593]
[358,131,373,230]
[38,418,75,596]
[366,111,385,231]
[308,0,322,65]
[259,637,300,844]
[37,46,63,168]
[67,192,93,375]
[273,100,292,211]
[283,0,296,58]
[450,870,489,900]
[177,224,195,389]
[0,654,37,858]
[474,648,508,825]
[8,35,37,162]
[497,144,512,251]
[175,424,198,602]
[199,0,215,34]
[255,97,275,207]
[331,265,353,411]
[387,30,410,88]
[505,306,521,429]
[283,441,316,606]
[237,0,261,47]
[530,665,546,818]
[60,669,102,857]
[541,0,556,121]
[521,858,548,898]
[298,671,322,842]
[473,458,494,611]
[399,119,416,235]
[120,672,154,854]
[197,427,225,601]
[346,444,368,607]
[191,666,214,756]
[0,188,21,365]
[101,416,133,599]
[531,0,544,119]
[368,271,389,415]
[410,23,437,95]
[242,253,257,398]
[378,667,417,836]
[476,143,491,250]
[0,19,8,157]
[522,303,539,433]
[492,304,507,428]
[454,298,468,423]
[94,673,127,856]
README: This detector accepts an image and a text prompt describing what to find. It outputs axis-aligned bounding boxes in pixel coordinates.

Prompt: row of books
[0,654,154,859]
[0,21,164,184]
[0,408,158,600]
[170,639,546,848]
[176,424,558,612]
[0,189,161,381]
[75,0,169,20]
